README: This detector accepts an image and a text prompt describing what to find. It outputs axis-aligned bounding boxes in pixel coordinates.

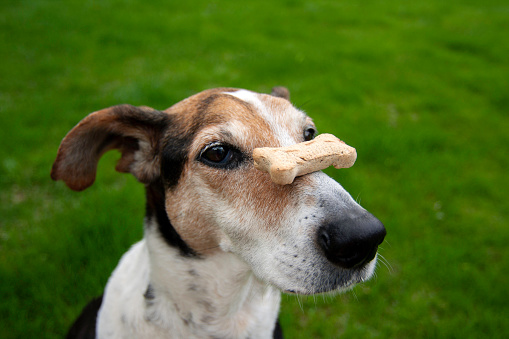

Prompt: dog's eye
[199,143,246,169]
[202,145,231,164]
[304,127,316,141]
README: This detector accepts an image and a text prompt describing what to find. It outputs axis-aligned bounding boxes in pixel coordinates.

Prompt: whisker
[377,253,393,274]
[382,239,393,248]
[295,293,304,313]
[351,288,359,302]
[295,98,314,111]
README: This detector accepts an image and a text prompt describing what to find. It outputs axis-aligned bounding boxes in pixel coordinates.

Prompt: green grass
[1,0,508,337]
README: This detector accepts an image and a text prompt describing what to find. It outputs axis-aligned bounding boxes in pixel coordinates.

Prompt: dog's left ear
[270,86,290,101]
[51,104,169,191]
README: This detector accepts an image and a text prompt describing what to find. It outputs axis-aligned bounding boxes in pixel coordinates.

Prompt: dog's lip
[283,282,357,295]
[282,284,347,295]
[280,267,368,295]
[282,287,344,295]
[283,288,314,295]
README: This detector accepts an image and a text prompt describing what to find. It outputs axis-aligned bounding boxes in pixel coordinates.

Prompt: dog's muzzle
[252,133,386,271]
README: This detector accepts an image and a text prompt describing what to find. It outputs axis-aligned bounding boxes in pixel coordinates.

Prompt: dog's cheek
[211,169,295,227]
[164,179,222,254]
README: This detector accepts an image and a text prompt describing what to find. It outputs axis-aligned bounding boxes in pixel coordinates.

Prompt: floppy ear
[270,86,290,100]
[51,104,169,191]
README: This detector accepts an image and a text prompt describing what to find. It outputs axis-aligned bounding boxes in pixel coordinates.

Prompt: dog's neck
[143,231,281,338]
[142,184,281,338]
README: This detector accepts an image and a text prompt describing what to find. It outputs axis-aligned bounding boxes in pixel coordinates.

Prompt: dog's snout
[318,212,386,269]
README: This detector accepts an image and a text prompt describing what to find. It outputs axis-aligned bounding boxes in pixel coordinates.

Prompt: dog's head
[52,87,385,294]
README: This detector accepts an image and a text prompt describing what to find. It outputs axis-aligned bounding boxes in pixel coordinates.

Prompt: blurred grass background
[1,0,508,338]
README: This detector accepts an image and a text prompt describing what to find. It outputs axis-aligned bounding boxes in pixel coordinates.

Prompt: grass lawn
[1,0,508,337]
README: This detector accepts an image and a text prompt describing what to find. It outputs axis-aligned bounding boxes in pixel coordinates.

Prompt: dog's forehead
[167,88,311,147]
[223,89,309,146]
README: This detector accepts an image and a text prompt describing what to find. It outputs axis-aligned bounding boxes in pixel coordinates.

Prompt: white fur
[98,228,281,338]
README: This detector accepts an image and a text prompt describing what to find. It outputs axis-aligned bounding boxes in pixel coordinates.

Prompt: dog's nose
[318,211,386,269]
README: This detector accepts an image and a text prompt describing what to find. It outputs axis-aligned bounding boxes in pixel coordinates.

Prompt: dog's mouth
[275,254,378,296]
[282,277,364,296]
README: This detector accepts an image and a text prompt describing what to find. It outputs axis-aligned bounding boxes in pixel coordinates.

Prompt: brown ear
[51,104,169,191]
[270,86,290,101]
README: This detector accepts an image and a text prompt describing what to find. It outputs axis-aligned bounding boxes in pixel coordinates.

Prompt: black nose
[318,211,386,269]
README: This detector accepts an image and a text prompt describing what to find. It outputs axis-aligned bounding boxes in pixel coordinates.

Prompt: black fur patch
[160,133,193,188]
[145,180,197,257]
[273,319,284,339]
[144,284,155,303]
[66,295,103,339]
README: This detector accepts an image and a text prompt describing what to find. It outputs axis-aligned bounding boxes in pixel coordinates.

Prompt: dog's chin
[277,257,378,296]
[282,277,360,295]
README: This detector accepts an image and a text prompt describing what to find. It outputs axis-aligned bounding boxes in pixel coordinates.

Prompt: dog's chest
[97,239,281,338]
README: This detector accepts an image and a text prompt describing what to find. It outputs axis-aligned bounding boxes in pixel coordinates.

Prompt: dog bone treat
[253,133,357,185]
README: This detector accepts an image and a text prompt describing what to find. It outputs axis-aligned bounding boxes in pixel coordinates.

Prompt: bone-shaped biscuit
[253,133,357,185]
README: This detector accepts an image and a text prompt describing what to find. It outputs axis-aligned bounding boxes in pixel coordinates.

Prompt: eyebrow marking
[224,90,297,147]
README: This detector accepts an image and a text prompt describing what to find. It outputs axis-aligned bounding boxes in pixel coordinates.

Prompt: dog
[52,87,386,339]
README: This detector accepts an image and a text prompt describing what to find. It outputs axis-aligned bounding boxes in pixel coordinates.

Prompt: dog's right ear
[270,86,290,101]
[51,104,169,191]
